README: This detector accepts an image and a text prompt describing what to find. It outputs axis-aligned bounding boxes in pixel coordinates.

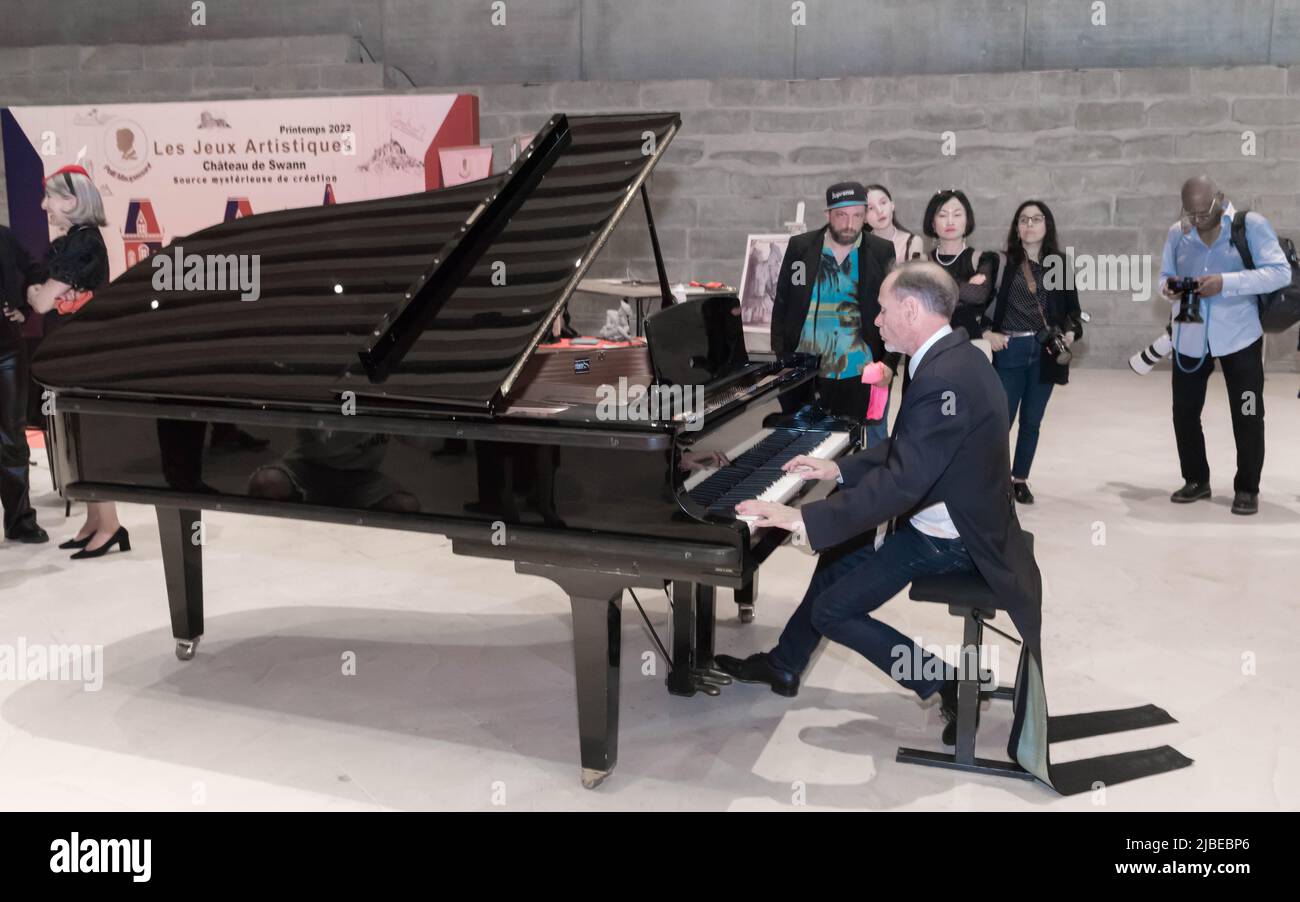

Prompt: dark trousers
[993,335,1055,480]
[769,523,974,699]
[0,346,37,536]
[1172,336,1265,494]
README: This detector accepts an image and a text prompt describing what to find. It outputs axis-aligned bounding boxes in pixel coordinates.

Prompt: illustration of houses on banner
[224,197,254,221]
[122,199,165,269]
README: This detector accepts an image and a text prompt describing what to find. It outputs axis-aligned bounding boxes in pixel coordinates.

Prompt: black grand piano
[33,112,857,788]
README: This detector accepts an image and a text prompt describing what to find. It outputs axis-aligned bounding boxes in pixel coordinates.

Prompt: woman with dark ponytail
[984,200,1084,504]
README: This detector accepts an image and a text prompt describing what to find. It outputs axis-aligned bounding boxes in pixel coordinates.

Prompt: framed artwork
[510,132,535,163]
[737,233,791,331]
[438,145,494,186]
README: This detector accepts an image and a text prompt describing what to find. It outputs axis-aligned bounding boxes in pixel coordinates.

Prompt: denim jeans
[769,522,977,699]
[864,384,890,449]
[993,335,1055,480]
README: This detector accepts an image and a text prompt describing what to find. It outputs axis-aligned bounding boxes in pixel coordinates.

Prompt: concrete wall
[1,18,1298,369]
[7,1,1300,85]
[454,67,1300,371]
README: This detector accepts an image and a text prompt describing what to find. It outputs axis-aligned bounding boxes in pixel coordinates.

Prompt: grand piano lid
[32,111,682,417]
[339,111,682,414]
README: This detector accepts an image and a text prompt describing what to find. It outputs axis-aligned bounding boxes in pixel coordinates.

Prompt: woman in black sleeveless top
[922,189,999,339]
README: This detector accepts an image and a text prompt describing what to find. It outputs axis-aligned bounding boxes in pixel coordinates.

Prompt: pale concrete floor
[1,368,1298,811]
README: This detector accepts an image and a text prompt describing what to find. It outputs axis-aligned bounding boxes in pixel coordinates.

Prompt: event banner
[1,92,479,280]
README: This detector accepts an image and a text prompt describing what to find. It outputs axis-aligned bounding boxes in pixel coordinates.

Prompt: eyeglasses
[1018,214,1045,226]
[1180,195,1222,221]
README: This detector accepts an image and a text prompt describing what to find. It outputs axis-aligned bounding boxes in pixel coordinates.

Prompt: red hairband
[45,164,91,193]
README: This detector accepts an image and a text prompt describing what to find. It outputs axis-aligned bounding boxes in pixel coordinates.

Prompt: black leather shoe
[938,680,980,747]
[1231,491,1259,515]
[1170,481,1211,503]
[69,526,130,560]
[1012,481,1034,505]
[59,534,92,549]
[6,523,49,544]
[713,652,799,697]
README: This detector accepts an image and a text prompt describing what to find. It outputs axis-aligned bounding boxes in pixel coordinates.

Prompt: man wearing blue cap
[771,181,900,444]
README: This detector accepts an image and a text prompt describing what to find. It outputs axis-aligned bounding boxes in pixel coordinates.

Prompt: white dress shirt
[905,326,961,540]
[789,323,960,553]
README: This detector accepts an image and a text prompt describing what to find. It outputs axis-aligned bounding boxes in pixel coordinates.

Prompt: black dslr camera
[1036,325,1072,365]
[1169,276,1204,324]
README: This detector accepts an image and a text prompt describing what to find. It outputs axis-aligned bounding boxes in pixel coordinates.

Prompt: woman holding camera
[985,200,1083,504]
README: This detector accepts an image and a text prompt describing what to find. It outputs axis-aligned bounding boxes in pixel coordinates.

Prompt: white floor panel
[1,368,1298,810]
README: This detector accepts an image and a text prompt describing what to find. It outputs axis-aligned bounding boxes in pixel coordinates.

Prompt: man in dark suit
[721,260,1042,744]
[771,182,900,445]
[0,225,48,543]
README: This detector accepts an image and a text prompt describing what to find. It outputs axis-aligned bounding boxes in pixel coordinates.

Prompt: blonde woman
[22,166,123,559]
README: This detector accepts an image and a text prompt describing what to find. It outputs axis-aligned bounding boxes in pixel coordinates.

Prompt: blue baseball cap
[825,181,867,209]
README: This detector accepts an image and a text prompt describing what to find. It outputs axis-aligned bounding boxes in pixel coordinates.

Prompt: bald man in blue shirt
[1159,176,1290,516]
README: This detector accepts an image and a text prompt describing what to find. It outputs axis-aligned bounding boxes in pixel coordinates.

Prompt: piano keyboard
[686,427,851,527]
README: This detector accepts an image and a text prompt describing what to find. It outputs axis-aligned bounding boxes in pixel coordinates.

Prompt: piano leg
[667,582,731,698]
[734,573,757,623]
[515,564,627,788]
[694,584,717,664]
[157,506,203,661]
[567,579,624,789]
[667,580,700,697]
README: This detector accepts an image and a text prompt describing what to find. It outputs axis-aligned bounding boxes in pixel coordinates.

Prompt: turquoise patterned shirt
[796,236,872,379]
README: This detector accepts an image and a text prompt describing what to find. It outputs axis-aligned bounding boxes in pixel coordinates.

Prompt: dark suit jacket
[0,226,43,352]
[800,328,1042,634]
[770,225,901,373]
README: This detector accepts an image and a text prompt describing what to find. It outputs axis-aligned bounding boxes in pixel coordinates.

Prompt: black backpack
[1229,210,1300,333]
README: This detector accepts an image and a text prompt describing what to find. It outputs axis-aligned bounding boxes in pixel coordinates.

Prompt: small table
[576,278,736,336]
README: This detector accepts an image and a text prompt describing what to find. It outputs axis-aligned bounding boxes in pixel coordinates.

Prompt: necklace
[935,243,965,267]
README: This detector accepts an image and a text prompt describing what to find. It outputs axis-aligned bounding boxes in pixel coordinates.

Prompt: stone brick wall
[2,47,1297,368]
[447,68,1300,370]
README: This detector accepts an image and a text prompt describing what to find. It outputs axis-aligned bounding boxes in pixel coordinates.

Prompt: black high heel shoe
[59,534,93,550]
[69,526,131,560]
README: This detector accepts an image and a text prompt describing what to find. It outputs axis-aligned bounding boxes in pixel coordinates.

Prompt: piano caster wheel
[175,638,200,661]
[738,604,755,624]
[581,767,611,789]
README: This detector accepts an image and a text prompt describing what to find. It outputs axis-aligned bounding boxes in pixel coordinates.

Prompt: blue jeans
[864,385,890,449]
[769,523,976,699]
[994,335,1055,480]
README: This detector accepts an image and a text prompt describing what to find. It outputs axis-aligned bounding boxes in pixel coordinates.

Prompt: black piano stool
[895,533,1036,782]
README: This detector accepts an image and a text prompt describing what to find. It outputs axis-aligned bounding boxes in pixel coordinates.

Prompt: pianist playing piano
[719,260,1043,746]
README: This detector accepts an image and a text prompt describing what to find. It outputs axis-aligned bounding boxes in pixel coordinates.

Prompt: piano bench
[895,534,1035,782]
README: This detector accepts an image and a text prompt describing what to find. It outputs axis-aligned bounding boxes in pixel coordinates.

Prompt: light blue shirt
[1159,203,1290,357]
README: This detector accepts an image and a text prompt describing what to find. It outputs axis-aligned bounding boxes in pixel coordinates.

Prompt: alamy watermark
[0,637,103,691]
[596,377,705,432]
[151,244,261,301]
[1043,249,1153,302]
[890,639,1000,690]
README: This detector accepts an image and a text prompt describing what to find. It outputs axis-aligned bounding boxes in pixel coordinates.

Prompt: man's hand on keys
[734,500,800,530]
[782,454,841,482]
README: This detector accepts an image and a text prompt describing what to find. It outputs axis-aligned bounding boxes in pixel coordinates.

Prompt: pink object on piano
[860,361,886,385]
[866,384,888,422]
